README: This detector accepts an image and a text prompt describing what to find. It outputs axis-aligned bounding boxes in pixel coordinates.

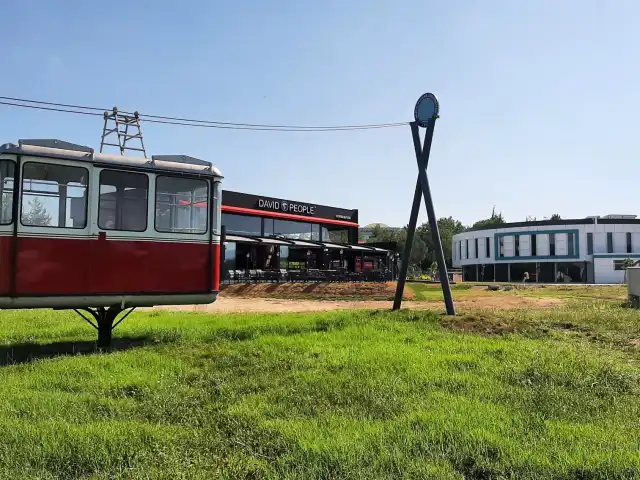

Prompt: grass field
[0,287,638,478]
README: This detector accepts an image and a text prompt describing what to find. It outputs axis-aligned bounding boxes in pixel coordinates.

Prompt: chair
[279,269,289,282]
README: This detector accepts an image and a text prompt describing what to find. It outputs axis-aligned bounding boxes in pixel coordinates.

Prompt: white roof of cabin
[0,139,223,178]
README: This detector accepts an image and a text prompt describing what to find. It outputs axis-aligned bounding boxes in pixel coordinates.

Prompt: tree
[622,257,635,283]
[402,229,428,268]
[366,224,400,244]
[525,215,537,222]
[386,227,426,266]
[550,213,562,220]
[417,216,466,268]
[470,207,505,230]
[22,198,52,226]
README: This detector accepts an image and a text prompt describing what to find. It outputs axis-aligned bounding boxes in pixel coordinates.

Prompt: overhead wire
[0,95,409,132]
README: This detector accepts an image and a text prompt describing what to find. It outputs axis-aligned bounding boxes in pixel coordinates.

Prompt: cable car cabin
[0,139,223,346]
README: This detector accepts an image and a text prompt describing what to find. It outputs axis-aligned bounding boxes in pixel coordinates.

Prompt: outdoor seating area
[224,268,393,284]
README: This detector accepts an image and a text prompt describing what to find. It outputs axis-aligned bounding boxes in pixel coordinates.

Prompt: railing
[223,268,392,284]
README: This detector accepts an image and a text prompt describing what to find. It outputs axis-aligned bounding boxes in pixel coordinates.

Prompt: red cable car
[0,139,223,346]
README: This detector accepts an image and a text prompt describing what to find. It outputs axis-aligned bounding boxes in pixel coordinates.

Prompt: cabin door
[15,157,92,296]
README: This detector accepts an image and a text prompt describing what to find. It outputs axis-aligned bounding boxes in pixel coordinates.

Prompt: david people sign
[257,198,316,216]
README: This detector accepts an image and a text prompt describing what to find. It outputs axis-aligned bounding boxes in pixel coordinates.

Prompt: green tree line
[364,209,563,271]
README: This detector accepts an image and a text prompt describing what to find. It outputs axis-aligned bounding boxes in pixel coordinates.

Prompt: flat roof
[466,217,640,233]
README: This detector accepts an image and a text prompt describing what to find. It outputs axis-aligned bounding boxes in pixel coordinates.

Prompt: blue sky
[2,0,639,227]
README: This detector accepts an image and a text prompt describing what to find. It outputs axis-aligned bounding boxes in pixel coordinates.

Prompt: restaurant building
[220,190,393,279]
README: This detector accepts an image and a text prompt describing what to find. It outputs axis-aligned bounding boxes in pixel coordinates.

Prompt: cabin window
[155,176,208,234]
[98,170,148,232]
[0,160,15,225]
[21,162,88,228]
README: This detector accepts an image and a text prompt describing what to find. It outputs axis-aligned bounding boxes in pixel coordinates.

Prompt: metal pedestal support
[74,307,136,348]
[393,95,455,315]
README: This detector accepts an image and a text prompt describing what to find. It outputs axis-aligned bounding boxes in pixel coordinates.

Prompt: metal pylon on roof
[99,106,147,156]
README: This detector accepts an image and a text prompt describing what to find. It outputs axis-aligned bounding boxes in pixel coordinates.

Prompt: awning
[289,240,322,248]
[349,245,374,251]
[259,237,293,246]
[225,234,260,243]
[321,242,347,250]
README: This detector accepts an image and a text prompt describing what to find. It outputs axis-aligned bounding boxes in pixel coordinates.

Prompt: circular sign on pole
[414,93,439,128]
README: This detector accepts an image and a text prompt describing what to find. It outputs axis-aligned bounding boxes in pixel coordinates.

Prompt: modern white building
[452,215,640,284]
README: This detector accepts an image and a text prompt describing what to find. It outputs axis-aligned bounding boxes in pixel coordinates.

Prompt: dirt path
[147,295,562,314]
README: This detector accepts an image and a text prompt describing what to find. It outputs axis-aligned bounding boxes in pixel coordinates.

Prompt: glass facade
[223,242,236,272]
[322,225,349,243]
[219,205,374,280]
[223,213,262,236]
[264,218,320,240]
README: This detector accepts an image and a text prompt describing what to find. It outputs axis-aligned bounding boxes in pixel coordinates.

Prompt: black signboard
[222,190,358,223]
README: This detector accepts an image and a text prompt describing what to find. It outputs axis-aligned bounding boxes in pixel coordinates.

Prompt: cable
[0,95,409,131]
[0,100,102,117]
[0,101,399,131]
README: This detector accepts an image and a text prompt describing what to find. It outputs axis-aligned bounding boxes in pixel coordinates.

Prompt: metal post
[393,124,430,310]
[393,93,455,315]
[220,225,226,284]
[413,121,455,315]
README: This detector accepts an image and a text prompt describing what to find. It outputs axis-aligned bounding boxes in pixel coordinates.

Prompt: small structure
[627,266,640,308]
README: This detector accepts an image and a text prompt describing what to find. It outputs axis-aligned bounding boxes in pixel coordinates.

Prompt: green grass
[408,282,627,302]
[0,300,638,478]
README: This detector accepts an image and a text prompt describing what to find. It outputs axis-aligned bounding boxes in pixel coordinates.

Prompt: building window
[222,213,262,236]
[486,237,490,258]
[614,260,632,271]
[499,236,504,257]
[267,219,315,240]
[155,176,208,234]
[459,241,462,260]
[322,226,348,243]
[0,160,15,225]
[474,238,478,259]
[21,162,88,228]
[531,234,537,256]
[515,235,520,256]
[465,239,469,259]
[568,232,575,256]
[587,233,593,255]
[607,232,613,253]
[627,232,632,254]
[223,241,236,276]
[98,170,148,232]
[549,233,556,256]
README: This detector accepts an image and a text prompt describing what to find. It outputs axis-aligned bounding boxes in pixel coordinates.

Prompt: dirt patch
[220,282,415,301]
[147,294,562,315]
[442,314,516,335]
[449,295,562,310]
